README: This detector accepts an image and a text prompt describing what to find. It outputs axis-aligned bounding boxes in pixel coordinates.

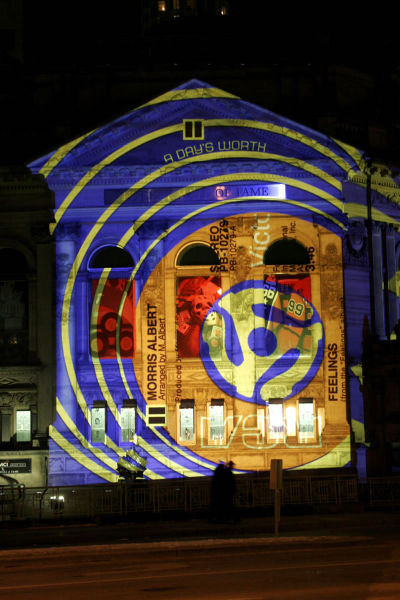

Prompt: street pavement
[1,507,400,552]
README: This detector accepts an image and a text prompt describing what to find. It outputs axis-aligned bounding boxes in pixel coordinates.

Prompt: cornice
[0,365,41,388]
[47,159,344,190]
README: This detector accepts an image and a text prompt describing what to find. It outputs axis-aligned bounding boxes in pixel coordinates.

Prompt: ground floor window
[265,398,316,443]
[210,399,224,442]
[268,400,284,438]
[285,405,297,437]
[16,410,31,442]
[91,405,106,443]
[180,400,194,441]
[299,399,315,439]
[121,404,136,442]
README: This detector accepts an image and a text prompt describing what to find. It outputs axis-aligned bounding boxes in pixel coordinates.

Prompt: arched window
[0,248,29,273]
[263,238,310,265]
[88,246,134,269]
[177,243,220,266]
[88,246,135,360]
[0,248,29,365]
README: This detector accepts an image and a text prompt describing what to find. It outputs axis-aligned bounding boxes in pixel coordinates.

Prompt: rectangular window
[257,407,266,439]
[0,280,29,365]
[268,400,283,438]
[176,275,221,358]
[264,275,313,357]
[285,405,297,437]
[299,399,314,434]
[91,406,106,443]
[121,406,136,442]
[147,405,167,426]
[90,279,135,360]
[210,400,224,441]
[180,400,194,441]
[16,410,31,442]
[183,119,204,140]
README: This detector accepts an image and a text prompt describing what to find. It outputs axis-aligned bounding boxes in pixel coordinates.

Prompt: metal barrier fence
[362,477,400,507]
[0,474,398,522]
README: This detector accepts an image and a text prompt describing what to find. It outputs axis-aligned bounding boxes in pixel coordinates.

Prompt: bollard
[269,459,283,536]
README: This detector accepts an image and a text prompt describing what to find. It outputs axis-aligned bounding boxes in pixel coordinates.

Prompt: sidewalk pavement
[1,507,400,551]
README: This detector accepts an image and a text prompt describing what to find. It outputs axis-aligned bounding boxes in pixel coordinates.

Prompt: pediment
[29,79,364,180]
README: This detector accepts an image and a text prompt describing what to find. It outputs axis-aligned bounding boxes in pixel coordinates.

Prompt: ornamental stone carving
[0,391,37,406]
[344,220,368,266]
[56,223,81,241]
[0,366,38,386]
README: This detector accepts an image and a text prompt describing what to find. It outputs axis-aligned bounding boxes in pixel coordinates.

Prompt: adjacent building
[0,167,54,486]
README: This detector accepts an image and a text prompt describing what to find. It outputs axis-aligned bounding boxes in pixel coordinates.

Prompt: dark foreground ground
[2,508,400,599]
[1,506,400,550]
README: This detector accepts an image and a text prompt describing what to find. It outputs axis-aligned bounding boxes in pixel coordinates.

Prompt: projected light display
[199,278,324,404]
[91,279,135,359]
[27,79,400,484]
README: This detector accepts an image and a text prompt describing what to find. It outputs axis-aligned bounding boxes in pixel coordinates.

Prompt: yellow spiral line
[53,118,356,478]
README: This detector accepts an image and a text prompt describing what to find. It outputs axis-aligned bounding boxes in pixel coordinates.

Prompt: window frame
[178,399,195,443]
[267,399,284,442]
[88,255,135,361]
[90,404,106,444]
[16,409,32,443]
[120,402,137,444]
[209,399,225,444]
[298,398,316,443]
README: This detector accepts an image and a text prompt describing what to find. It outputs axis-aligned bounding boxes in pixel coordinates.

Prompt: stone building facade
[28,80,400,484]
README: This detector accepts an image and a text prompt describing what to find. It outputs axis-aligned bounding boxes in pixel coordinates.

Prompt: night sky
[2,1,400,166]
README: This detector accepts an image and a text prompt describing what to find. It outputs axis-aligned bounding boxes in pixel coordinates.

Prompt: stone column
[372,223,385,338]
[33,225,55,436]
[76,273,88,363]
[55,224,81,428]
[385,225,398,333]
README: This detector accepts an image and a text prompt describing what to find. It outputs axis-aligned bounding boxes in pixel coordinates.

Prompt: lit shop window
[285,405,297,437]
[299,399,314,439]
[147,406,167,426]
[16,410,31,442]
[183,120,204,140]
[88,246,135,360]
[180,400,194,441]
[210,400,224,442]
[158,0,166,10]
[257,407,266,439]
[121,405,136,442]
[268,400,283,439]
[91,406,106,443]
